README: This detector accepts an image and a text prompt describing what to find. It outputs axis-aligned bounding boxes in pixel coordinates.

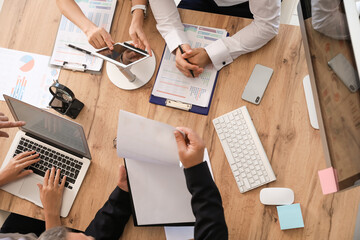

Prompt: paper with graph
[152,24,227,107]
[0,48,60,108]
[50,0,116,71]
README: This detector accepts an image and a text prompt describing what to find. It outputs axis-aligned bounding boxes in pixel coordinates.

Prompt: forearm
[184,162,228,240]
[44,212,61,230]
[149,0,188,52]
[85,187,132,239]
[56,0,95,34]
[205,0,280,70]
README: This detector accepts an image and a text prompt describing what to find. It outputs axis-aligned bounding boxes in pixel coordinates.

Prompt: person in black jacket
[0,127,228,240]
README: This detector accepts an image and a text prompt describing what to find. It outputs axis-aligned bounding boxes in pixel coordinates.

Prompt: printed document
[152,24,227,107]
[50,0,116,71]
[0,48,60,108]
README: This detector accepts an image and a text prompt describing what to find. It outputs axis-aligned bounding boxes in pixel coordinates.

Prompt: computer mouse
[260,188,294,205]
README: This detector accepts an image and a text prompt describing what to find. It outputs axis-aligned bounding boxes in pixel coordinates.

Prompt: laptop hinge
[25,132,84,159]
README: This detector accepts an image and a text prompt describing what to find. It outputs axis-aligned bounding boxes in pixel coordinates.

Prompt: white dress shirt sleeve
[205,0,281,70]
[149,0,280,70]
[149,0,190,53]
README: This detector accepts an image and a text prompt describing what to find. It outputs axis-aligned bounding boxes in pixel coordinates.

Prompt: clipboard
[50,0,117,72]
[149,24,228,115]
[149,47,220,115]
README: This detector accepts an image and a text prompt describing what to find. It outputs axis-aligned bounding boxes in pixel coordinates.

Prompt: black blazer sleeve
[184,162,228,240]
[84,187,132,240]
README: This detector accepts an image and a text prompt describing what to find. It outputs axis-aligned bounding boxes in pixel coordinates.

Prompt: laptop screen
[5,95,91,159]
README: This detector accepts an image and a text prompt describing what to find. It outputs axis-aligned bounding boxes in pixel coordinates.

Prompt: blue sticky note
[277,203,304,230]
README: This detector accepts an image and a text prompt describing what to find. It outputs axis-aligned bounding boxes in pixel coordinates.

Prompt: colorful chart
[11,76,27,100]
[20,55,35,72]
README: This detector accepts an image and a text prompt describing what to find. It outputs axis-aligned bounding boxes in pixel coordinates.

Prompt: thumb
[174,131,186,153]
[0,131,9,138]
[17,170,32,179]
[37,183,43,191]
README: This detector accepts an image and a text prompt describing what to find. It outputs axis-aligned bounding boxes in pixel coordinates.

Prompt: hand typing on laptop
[0,113,40,186]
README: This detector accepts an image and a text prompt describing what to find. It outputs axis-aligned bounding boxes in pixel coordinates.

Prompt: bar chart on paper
[50,0,117,71]
[152,24,227,107]
[0,48,60,108]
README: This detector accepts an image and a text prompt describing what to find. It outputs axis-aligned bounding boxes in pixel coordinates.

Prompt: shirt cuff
[204,39,233,71]
[164,29,190,53]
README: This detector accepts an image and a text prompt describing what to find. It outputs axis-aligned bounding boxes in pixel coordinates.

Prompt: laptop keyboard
[13,137,83,189]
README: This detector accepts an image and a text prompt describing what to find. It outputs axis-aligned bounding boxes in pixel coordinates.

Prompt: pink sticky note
[318,167,339,195]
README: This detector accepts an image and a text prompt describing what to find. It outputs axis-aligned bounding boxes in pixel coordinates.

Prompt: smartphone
[242,64,274,105]
[328,53,360,93]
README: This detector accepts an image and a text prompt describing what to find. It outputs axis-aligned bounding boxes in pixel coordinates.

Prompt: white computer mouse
[260,188,294,205]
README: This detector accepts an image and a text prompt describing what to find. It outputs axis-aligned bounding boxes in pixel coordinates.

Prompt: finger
[55,168,61,187]
[119,165,127,180]
[37,183,43,192]
[182,51,195,59]
[19,158,40,169]
[129,32,139,47]
[137,32,152,56]
[43,169,50,187]
[95,34,107,49]
[177,127,204,147]
[49,167,56,186]
[14,151,36,160]
[0,112,4,116]
[16,169,33,179]
[174,130,187,153]
[0,121,26,129]
[0,131,9,138]
[60,175,66,190]
[0,116,9,121]
[102,30,114,50]
[17,152,39,163]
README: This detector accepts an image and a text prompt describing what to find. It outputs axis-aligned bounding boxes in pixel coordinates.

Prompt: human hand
[117,165,129,192]
[37,167,66,229]
[0,112,25,138]
[174,127,205,169]
[129,10,152,56]
[85,24,115,50]
[175,44,203,78]
[0,151,40,186]
[181,47,211,69]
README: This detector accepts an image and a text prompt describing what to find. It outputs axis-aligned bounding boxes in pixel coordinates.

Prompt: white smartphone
[68,42,149,69]
[328,53,360,93]
[242,64,274,105]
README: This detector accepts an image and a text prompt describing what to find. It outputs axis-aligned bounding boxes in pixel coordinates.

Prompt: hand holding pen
[175,44,203,78]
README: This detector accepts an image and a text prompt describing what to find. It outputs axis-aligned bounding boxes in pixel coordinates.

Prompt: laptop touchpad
[19,178,42,206]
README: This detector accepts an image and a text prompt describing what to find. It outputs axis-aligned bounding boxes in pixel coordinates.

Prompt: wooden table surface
[0,0,360,239]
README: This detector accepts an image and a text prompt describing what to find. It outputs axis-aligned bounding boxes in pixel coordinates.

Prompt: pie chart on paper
[19,55,35,72]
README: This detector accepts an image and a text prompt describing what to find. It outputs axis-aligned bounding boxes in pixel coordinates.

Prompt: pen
[178,45,195,78]
[66,44,92,55]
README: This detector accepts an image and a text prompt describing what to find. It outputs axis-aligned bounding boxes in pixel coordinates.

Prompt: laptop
[0,95,91,217]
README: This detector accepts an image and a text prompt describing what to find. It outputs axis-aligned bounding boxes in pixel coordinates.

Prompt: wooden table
[0,0,359,239]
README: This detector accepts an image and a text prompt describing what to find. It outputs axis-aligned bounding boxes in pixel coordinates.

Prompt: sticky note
[318,167,339,195]
[277,203,304,230]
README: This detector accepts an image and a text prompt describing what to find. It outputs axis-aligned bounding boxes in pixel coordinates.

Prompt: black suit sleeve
[184,162,228,240]
[84,187,131,240]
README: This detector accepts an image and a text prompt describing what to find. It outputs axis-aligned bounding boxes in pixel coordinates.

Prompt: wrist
[83,22,97,36]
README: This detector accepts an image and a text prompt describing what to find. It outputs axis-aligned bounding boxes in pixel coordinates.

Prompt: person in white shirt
[149,0,281,77]
[56,0,152,54]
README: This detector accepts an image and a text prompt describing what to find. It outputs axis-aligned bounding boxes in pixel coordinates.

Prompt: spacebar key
[29,167,45,177]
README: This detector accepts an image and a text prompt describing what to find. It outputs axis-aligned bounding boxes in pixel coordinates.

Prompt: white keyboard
[212,106,276,193]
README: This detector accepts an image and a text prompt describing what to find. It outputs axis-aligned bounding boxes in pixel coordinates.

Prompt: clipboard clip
[165,99,192,111]
[63,61,87,72]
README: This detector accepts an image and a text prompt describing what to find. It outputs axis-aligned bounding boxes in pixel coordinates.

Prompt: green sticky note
[277,203,304,230]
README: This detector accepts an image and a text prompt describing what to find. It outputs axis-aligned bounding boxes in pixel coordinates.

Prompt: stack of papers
[0,48,60,108]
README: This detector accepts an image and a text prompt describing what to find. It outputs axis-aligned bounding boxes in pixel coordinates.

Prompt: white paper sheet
[164,149,213,239]
[50,0,116,71]
[0,48,60,108]
[152,24,227,107]
[117,110,179,165]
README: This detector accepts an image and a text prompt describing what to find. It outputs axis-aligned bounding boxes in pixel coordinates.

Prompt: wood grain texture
[0,0,359,239]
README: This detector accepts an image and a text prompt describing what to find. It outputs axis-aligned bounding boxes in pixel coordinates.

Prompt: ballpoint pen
[178,44,195,78]
[66,44,92,55]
